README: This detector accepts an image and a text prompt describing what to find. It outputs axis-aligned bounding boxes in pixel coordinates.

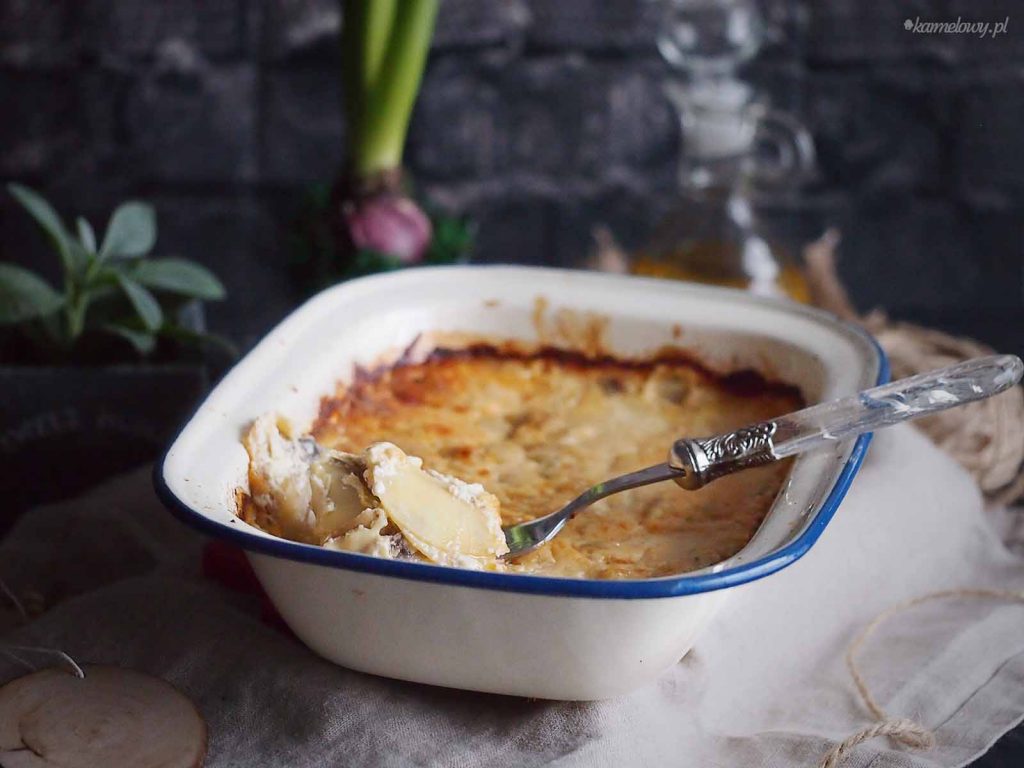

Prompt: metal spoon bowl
[501,354,1024,559]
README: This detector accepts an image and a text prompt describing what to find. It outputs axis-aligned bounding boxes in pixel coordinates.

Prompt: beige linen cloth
[2,424,1023,767]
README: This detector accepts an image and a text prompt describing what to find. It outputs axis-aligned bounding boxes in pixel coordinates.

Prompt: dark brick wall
[1,0,1021,352]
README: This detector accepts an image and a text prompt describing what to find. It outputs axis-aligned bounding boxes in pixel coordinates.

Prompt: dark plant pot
[0,364,207,534]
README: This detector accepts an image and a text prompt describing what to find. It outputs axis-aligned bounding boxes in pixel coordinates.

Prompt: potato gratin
[239,346,802,579]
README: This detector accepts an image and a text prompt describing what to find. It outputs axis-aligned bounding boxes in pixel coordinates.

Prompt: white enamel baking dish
[156,266,886,700]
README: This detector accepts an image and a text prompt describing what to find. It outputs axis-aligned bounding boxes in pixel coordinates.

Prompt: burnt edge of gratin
[313,341,806,431]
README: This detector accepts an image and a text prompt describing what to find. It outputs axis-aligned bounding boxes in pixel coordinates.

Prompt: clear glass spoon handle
[669,354,1023,489]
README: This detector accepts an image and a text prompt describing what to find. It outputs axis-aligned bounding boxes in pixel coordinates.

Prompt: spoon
[501,353,1024,558]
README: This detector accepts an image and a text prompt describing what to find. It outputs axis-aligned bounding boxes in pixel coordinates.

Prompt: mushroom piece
[0,666,207,768]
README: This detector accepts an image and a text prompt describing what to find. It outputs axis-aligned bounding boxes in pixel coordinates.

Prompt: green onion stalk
[334,0,439,265]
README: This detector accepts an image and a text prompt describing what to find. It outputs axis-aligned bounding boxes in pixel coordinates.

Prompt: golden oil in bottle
[631,242,810,303]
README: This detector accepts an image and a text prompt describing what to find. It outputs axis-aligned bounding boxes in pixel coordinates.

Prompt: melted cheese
[310,350,802,579]
[240,420,508,570]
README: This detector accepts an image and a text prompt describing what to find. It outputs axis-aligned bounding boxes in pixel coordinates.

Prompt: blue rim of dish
[153,300,890,601]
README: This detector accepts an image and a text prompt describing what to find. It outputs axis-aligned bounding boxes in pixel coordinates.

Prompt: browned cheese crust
[311,347,803,579]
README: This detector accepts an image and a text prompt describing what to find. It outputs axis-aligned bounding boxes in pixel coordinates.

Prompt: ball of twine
[804,229,1024,505]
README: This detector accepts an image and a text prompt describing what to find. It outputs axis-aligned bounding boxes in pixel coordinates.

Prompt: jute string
[804,229,1024,505]
[817,589,1024,767]
[0,574,85,679]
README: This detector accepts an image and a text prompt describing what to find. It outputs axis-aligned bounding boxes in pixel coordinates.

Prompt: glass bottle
[633,0,816,302]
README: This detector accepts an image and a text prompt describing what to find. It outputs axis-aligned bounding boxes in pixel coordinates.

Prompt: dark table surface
[978,726,1024,767]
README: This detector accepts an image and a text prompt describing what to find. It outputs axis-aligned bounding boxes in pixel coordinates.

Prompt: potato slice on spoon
[364,442,509,569]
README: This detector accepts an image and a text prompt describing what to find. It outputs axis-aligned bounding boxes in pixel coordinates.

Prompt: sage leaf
[161,324,238,358]
[76,217,97,253]
[0,263,64,324]
[7,183,74,272]
[68,237,93,275]
[104,323,157,355]
[132,258,226,300]
[115,273,163,330]
[100,202,156,260]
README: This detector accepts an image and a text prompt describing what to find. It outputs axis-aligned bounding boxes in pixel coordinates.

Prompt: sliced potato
[242,416,510,568]
[364,442,508,568]
[309,451,374,540]
[0,665,206,768]
[244,417,379,544]
[324,508,396,558]
[243,414,316,540]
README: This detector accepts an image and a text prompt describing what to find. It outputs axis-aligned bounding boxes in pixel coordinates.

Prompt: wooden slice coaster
[0,665,206,767]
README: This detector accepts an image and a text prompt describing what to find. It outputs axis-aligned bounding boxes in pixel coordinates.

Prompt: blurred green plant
[0,184,233,363]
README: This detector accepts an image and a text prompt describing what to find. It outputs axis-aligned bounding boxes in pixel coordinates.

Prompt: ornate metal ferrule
[668,422,779,490]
